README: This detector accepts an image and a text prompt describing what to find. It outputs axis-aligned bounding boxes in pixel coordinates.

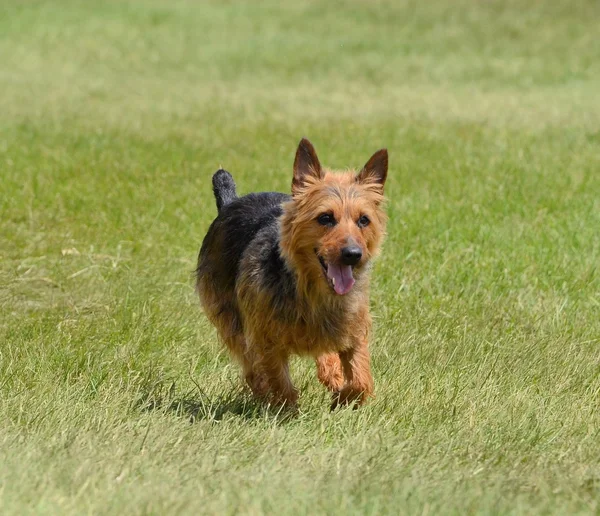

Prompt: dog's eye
[317,213,336,226]
[358,215,370,228]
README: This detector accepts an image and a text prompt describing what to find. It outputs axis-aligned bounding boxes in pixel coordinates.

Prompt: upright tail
[212,169,237,213]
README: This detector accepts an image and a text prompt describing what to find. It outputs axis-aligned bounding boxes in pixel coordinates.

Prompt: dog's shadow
[137,381,297,423]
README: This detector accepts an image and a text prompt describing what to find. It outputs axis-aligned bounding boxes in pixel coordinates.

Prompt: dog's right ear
[356,149,388,188]
[292,138,323,195]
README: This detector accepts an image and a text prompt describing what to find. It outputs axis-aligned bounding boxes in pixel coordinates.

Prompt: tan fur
[198,139,387,409]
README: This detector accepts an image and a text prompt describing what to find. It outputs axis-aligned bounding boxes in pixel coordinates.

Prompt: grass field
[1,0,600,513]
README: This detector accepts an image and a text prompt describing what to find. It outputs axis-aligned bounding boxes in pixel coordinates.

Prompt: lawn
[1,0,600,514]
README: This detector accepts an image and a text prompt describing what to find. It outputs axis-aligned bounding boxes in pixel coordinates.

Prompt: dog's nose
[340,246,362,266]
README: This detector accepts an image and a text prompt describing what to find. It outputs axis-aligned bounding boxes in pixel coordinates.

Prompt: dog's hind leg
[315,353,345,392]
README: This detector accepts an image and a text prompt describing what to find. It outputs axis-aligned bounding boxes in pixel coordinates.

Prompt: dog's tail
[212,169,237,213]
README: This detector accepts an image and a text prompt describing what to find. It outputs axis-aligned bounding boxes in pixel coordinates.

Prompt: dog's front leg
[315,353,345,392]
[332,339,374,409]
[255,350,298,408]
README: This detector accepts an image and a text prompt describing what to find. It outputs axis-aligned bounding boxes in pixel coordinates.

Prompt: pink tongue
[327,263,355,295]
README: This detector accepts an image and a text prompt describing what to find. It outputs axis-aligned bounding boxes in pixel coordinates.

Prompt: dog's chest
[285,307,355,355]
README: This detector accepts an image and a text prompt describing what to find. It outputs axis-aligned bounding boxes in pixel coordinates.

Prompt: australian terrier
[196,138,387,409]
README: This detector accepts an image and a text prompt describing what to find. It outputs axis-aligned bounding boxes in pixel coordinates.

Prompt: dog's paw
[330,387,365,411]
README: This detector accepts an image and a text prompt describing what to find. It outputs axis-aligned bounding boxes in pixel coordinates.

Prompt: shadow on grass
[135,380,297,423]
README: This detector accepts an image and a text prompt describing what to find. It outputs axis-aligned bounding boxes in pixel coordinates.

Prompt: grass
[1,0,600,513]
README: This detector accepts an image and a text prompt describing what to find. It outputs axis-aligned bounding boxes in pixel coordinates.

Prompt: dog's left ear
[356,149,388,188]
[292,138,323,195]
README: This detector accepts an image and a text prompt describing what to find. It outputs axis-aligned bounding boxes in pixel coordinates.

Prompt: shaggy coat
[196,138,387,408]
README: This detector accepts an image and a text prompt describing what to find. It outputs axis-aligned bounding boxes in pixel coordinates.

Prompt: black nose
[340,246,362,266]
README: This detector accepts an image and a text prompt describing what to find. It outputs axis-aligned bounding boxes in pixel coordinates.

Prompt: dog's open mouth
[317,253,356,296]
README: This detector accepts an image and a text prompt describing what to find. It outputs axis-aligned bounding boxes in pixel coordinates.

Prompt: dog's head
[280,138,387,297]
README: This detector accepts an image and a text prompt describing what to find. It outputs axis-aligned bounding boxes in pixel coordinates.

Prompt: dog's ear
[356,149,388,188]
[292,138,323,194]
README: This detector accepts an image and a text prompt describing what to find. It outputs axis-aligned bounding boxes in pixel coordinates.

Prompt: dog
[196,138,387,409]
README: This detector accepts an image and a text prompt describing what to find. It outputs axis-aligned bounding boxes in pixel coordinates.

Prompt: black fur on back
[197,190,291,294]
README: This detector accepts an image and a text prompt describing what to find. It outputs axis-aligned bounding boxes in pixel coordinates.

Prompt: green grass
[1,0,600,513]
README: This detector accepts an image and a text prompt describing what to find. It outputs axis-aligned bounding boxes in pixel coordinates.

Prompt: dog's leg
[315,353,345,392]
[332,339,374,409]
[256,351,298,407]
[220,334,260,394]
[239,341,270,398]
